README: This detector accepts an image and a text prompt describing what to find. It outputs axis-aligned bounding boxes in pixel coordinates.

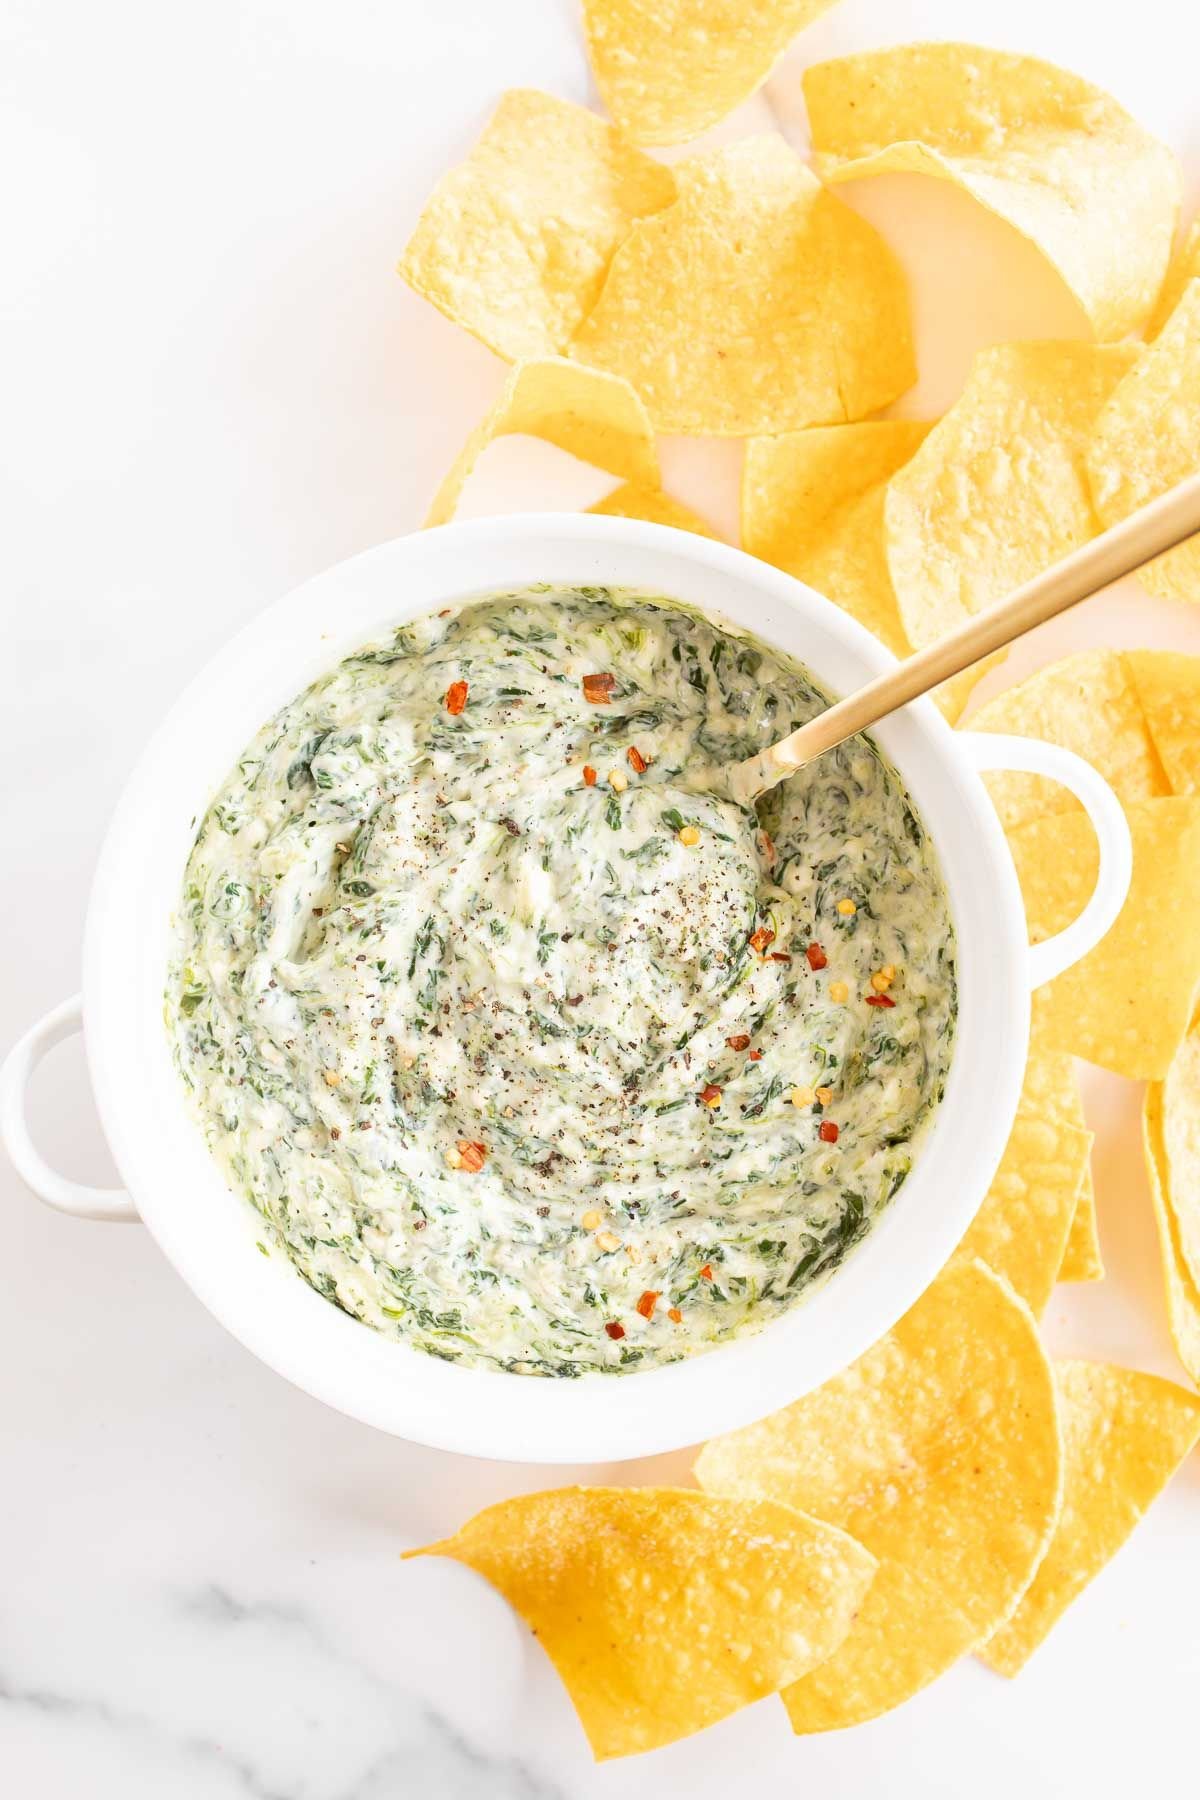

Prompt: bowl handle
[958,733,1133,991]
[0,995,138,1221]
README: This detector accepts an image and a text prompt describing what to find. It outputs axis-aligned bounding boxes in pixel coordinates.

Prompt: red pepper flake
[758,829,777,867]
[582,672,616,704]
[726,1033,751,1052]
[699,1083,722,1108]
[444,679,468,716]
[667,1306,683,1324]
[582,764,598,786]
[635,1290,660,1319]
[748,926,776,956]
[604,1320,626,1340]
[865,994,896,1008]
[769,952,792,964]
[699,1263,714,1281]
[456,1139,487,1172]
[748,1048,763,1061]
[818,1120,839,1144]
[805,943,827,971]
[626,745,649,774]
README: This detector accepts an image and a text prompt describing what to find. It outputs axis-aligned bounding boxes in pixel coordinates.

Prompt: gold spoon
[729,469,1200,806]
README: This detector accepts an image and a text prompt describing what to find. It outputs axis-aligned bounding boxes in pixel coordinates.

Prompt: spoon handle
[732,468,1200,803]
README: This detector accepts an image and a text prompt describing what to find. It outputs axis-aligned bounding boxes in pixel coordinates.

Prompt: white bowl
[0,516,1131,1462]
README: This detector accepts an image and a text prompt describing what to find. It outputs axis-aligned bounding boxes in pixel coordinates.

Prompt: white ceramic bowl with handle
[0,516,1131,1463]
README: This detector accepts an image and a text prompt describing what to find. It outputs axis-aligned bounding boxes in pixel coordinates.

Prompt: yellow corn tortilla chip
[1160,1012,1200,1292]
[982,1361,1200,1676]
[969,650,1171,832]
[405,1485,876,1760]
[1088,282,1200,605]
[804,44,1180,342]
[587,480,719,537]
[886,341,1137,649]
[425,358,659,528]
[398,89,675,362]
[1016,1024,1103,1284]
[570,137,915,436]
[1059,1165,1104,1285]
[583,0,839,147]
[1009,797,1200,1079]
[743,421,932,658]
[1026,1036,1100,1264]
[1126,651,1200,797]
[695,1259,1062,1731]
[954,1037,1093,1315]
[741,421,999,723]
[1144,1081,1200,1385]
[1150,217,1200,337]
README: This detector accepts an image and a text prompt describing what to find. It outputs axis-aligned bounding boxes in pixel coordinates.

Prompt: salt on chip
[954,1036,1093,1315]
[886,341,1137,649]
[398,89,675,362]
[570,137,915,437]
[583,0,839,147]
[969,650,1171,833]
[804,44,1180,342]
[695,1258,1062,1731]
[587,480,719,537]
[1144,1079,1200,1385]
[1088,283,1200,606]
[981,1361,1200,1676]
[1126,651,1200,797]
[404,1485,876,1760]
[425,358,659,528]
[742,421,998,723]
[1009,797,1200,1080]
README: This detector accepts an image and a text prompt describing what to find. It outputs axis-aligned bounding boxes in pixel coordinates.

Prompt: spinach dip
[169,588,956,1376]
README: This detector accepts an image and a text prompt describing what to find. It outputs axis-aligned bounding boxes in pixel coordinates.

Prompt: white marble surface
[4,0,1200,1793]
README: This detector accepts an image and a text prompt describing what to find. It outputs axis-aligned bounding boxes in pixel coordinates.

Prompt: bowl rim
[82,513,1029,1463]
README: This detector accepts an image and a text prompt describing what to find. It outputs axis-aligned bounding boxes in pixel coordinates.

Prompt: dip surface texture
[169,588,956,1374]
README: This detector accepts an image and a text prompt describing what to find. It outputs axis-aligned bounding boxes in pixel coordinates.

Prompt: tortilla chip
[742,421,999,722]
[954,1038,1093,1315]
[1150,217,1200,337]
[570,137,915,436]
[1009,798,1200,1079]
[804,44,1180,342]
[587,480,719,537]
[1015,1027,1104,1284]
[398,89,675,362]
[583,0,839,147]
[1088,282,1200,605]
[405,1486,876,1759]
[1059,1166,1104,1284]
[1159,1012,1200,1292]
[885,341,1137,649]
[744,422,931,657]
[1144,1082,1200,1385]
[425,358,659,527]
[695,1259,1062,1731]
[1126,651,1200,797]
[969,650,1171,832]
[982,1361,1200,1675]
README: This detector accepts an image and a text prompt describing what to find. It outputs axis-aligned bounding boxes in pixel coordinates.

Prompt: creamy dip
[169,587,955,1375]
